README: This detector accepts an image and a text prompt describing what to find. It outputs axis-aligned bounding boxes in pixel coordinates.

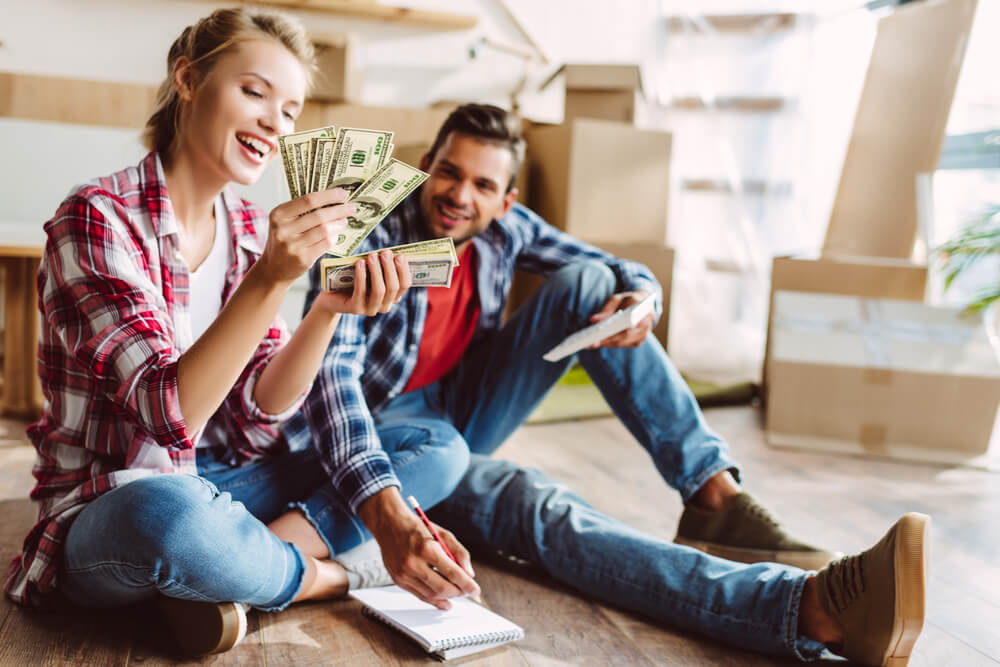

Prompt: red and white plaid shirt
[6,152,304,607]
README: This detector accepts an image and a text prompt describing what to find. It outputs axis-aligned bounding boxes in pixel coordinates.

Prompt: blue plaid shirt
[282,195,661,513]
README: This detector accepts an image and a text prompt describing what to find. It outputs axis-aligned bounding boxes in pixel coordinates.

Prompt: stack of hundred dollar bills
[277,126,459,292]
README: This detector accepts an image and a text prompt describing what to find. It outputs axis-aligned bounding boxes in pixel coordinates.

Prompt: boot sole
[155,597,248,656]
[882,512,930,667]
[673,537,842,571]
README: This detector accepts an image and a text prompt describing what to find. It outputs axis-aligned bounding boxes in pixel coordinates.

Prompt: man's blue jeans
[58,425,469,611]
[378,261,825,660]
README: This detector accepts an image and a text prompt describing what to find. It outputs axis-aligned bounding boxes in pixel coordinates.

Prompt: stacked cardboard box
[540,64,645,125]
[524,119,670,244]
[310,33,362,103]
[763,0,993,463]
[503,66,672,350]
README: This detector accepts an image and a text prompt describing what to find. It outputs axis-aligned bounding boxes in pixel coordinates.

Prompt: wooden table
[0,227,45,418]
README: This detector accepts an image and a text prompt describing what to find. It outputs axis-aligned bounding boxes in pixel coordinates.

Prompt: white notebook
[542,292,657,362]
[349,585,524,660]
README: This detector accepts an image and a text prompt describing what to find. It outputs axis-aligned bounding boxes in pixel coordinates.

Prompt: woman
[4,7,471,656]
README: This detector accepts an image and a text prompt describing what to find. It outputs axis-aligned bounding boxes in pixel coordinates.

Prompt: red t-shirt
[404,244,481,393]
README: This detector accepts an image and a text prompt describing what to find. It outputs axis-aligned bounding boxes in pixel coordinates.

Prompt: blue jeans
[59,426,468,611]
[379,261,825,660]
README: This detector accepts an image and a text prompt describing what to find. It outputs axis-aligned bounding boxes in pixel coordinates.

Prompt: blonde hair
[143,7,315,156]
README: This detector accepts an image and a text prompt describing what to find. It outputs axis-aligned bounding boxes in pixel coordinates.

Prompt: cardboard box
[822,0,977,259]
[766,291,1000,463]
[763,255,929,398]
[310,33,362,103]
[541,64,644,124]
[526,119,670,243]
[505,242,674,351]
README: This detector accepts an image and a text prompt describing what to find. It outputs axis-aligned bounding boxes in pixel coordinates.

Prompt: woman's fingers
[364,251,387,315]
[274,187,350,222]
[350,260,368,308]
[378,251,399,312]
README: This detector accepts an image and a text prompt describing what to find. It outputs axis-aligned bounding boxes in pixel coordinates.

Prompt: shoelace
[742,500,781,528]
[823,554,866,613]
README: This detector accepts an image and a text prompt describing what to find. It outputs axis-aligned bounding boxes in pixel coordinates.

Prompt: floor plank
[596,605,802,667]
[0,605,132,667]
[473,559,655,667]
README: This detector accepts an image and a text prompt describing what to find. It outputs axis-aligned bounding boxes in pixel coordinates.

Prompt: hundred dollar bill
[368,237,458,266]
[320,237,457,290]
[309,137,337,194]
[324,128,395,196]
[276,126,335,199]
[328,159,429,256]
[323,256,453,292]
[321,237,456,268]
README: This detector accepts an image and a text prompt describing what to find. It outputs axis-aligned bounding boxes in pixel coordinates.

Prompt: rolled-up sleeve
[300,312,400,514]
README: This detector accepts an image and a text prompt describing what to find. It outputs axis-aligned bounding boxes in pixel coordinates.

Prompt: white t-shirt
[189,199,233,343]
[188,199,233,450]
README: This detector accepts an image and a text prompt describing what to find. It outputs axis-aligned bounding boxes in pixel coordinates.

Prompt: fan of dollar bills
[277,126,458,292]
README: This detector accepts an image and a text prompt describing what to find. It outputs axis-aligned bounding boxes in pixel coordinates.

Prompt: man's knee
[541,261,617,316]
[433,431,471,501]
[383,420,471,505]
[464,456,574,524]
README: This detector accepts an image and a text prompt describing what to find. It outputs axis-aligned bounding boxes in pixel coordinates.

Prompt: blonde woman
[5,8,474,656]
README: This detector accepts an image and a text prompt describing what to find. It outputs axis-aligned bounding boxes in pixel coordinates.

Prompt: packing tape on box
[776,298,974,377]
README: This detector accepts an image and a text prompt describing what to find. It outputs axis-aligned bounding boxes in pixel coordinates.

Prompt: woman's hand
[311,249,412,316]
[256,188,354,285]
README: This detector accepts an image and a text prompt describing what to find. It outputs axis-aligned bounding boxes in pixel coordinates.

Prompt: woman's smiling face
[176,38,307,186]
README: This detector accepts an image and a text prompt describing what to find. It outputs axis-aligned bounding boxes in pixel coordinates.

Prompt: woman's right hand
[256,188,354,284]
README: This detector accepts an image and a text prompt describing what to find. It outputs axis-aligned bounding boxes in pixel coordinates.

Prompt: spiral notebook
[349,585,524,660]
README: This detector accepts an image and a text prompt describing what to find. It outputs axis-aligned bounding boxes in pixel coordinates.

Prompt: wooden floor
[0,407,998,666]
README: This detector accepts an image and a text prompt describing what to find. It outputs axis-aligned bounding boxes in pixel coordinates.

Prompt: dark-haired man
[284,104,929,665]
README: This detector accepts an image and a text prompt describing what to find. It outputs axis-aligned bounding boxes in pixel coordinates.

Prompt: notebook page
[350,585,523,651]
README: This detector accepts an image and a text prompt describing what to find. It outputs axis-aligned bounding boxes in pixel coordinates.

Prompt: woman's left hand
[310,249,412,316]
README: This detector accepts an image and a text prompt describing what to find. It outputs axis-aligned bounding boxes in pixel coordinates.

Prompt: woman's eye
[283,111,295,121]
[242,87,263,98]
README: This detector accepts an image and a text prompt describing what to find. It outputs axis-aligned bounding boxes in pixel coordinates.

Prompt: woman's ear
[172,56,196,102]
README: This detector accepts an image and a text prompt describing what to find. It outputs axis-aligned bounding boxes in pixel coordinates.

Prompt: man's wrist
[357,486,414,535]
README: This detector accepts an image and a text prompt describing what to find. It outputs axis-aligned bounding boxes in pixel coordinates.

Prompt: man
[283,104,929,665]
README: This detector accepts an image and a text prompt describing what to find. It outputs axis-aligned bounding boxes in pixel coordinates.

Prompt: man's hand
[588,290,654,349]
[358,487,480,610]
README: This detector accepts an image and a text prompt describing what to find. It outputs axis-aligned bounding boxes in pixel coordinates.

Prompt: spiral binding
[437,629,522,650]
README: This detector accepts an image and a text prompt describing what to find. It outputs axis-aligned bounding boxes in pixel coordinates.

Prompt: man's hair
[426,104,525,193]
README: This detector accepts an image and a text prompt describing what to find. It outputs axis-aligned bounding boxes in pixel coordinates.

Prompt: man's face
[418,132,518,248]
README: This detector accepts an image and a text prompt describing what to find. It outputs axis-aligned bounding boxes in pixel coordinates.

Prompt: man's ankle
[689,470,741,512]
[798,575,842,644]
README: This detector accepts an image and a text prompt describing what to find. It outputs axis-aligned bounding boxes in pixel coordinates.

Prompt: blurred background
[1,0,998,454]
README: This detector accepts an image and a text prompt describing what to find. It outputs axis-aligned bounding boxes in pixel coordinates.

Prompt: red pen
[407,495,482,603]
[407,495,458,563]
